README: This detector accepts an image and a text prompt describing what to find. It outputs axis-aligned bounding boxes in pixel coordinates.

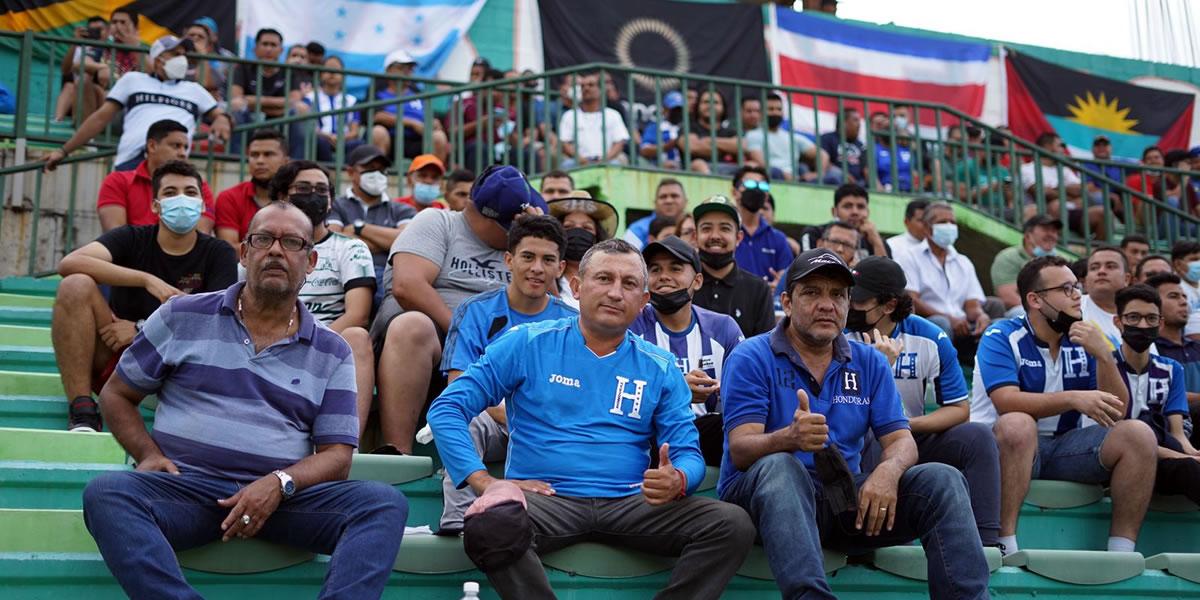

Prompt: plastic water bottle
[459,581,480,599]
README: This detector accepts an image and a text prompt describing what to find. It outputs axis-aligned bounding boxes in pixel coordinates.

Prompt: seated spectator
[1111,285,1200,506]
[885,197,928,258]
[1080,246,1130,341]
[182,18,232,102]
[848,256,1001,547]
[1082,135,1128,209]
[1121,234,1151,269]
[816,221,860,266]
[991,215,1061,318]
[300,55,365,162]
[305,41,325,64]
[647,215,679,243]
[1170,240,1200,337]
[215,129,289,247]
[743,93,829,182]
[1019,132,1105,238]
[557,71,629,168]
[895,202,999,351]
[275,160,377,438]
[45,35,231,173]
[676,213,697,248]
[624,178,688,250]
[548,192,618,308]
[428,239,754,599]
[1148,273,1200,442]
[1159,149,1200,237]
[691,195,775,338]
[971,255,1155,555]
[458,68,513,175]
[96,119,217,233]
[229,29,304,121]
[819,106,866,185]
[631,236,743,466]
[54,17,111,124]
[874,132,917,193]
[443,168,475,211]
[732,166,793,282]
[396,154,448,211]
[538,169,574,200]
[284,44,314,93]
[800,183,888,262]
[639,91,684,169]
[687,88,755,175]
[1136,254,1173,283]
[947,127,1012,204]
[52,160,237,432]
[1125,145,1166,201]
[719,248,990,598]
[371,51,450,164]
[370,166,548,454]
[82,201,406,599]
[436,215,576,533]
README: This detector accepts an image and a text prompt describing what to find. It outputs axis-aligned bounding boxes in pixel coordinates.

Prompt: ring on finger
[241,514,252,525]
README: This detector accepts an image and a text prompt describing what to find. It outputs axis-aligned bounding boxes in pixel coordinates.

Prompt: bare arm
[604,141,625,161]
[908,402,968,435]
[995,283,1020,309]
[59,241,148,288]
[98,205,128,232]
[216,227,241,249]
[392,253,453,331]
[990,385,1080,419]
[59,100,121,154]
[99,374,165,466]
[356,223,405,253]
[373,110,398,128]
[327,287,372,333]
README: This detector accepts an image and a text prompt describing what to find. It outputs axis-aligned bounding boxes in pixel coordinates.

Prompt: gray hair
[921,201,954,225]
[577,238,649,292]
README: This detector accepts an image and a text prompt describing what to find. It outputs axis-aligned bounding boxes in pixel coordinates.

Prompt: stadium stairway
[2,277,1200,598]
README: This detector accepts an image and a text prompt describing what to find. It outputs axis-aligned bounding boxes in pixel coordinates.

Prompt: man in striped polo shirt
[81,202,407,598]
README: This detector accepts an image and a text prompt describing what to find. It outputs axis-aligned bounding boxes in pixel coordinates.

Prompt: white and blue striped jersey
[863,315,967,419]
[628,305,744,417]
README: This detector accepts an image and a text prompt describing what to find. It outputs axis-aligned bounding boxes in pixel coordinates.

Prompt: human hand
[856,462,902,536]
[778,389,828,452]
[642,443,683,505]
[144,275,184,304]
[971,312,991,336]
[1069,320,1111,358]
[766,268,782,291]
[210,115,231,142]
[684,369,719,404]
[44,149,66,173]
[862,328,903,366]
[508,479,556,496]
[217,475,283,541]
[99,319,136,351]
[135,453,180,474]
[1067,390,1123,428]
[950,316,971,338]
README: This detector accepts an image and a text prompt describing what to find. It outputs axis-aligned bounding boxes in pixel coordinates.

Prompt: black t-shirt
[97,225,238,322]
[693,265,775,338]
[233,64,303,98]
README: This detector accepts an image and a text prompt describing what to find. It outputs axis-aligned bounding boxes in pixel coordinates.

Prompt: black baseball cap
[850,256,907,303]
[785,248,854,292]
[462,500,532,572]
[1023,214,1063,232]
[348,144,392,168]
[1093,135,1111,145]
[643,235,700,272]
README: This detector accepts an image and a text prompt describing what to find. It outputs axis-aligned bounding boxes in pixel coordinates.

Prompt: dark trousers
[1157,457,1200,504]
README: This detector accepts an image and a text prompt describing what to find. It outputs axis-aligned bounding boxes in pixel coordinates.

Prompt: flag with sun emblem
[1007,51,1194,158]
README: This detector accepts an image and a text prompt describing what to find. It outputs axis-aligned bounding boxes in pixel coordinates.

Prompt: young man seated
[53,160,237,431]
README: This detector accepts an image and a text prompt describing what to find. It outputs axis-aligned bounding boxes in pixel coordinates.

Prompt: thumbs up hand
[642,443,683,506]
[782,389,829,452]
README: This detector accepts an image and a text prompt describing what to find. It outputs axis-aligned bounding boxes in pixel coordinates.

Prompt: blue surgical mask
[930,223,958,249]
[1188,260,1200,283]
[158,195,203,234]
[1032,245,1054,257]
[413,182,441,205]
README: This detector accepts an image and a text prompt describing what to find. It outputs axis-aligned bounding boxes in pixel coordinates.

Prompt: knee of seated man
[339,326,371,352]
[385,311,438,348]
[956,421,1000,456]
[993,412,1037,448]
[753,452,814,485]
[82,470,136,509]
[57,272,101,300]
[348,481,409,522]
[905,462,969,497]
[1109,420,1158,456]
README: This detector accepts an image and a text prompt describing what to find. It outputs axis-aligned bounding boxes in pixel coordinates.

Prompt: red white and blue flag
[771,10,993,131]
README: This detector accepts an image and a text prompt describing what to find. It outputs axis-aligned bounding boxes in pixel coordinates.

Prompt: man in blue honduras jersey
[629,235,744,466]
[972,255,1155,556]
[428,239,754,600]
[1111,284,1200,504]
[719,249,990,600]
[847,256,1001,547]
[436,215,577,533]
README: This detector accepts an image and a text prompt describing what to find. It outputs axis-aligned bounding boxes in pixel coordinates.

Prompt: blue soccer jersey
[863,315,968,419]
[428,317,705,499]
[628,305,744,417]
[1115,349,1189,422]
[441,288,577,374]
[970,317,1097,434]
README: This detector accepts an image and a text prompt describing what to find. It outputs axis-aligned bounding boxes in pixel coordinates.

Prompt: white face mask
[163,55,189,80]
[359,170,388,196]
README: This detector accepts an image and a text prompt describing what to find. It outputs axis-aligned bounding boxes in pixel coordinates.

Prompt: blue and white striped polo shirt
[115,282,359,482]
[873,314,968,419]
[628,304,744,416]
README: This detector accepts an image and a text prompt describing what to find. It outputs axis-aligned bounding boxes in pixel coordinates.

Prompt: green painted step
[0,428,127,464]
[0,307,52,326]
[0,293,54,309]
[0,397,154,431]
[0,345,57,372]
[0,371,64,397]
[0,325,51,347]
[0,277,62,297]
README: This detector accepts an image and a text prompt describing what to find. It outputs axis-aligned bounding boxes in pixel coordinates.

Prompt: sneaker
[68,396,102,432]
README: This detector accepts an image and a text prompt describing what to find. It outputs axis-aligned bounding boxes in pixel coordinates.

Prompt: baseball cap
[643,235,700,273]
[192,16,218,36]
[384,49,417,68]
[471,165,549,230]
[1189,146,1200,158]
[663,91,683,110]
[692,194,740,226]
[149,35,194,62]
[1023,214,1062,232]
[547,193,619,239]
[347,144,392,168]
[1093,135,1111,145]
[850,256,907,303]
[407,154,445,176]
[462,482,532,572]
[785,248,854,292]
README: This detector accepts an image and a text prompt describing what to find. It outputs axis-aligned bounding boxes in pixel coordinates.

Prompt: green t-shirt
[991,245,1031,288]
[953,157,1011,187]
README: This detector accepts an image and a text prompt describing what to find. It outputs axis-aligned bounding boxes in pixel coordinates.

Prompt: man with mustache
[690,195,775,338]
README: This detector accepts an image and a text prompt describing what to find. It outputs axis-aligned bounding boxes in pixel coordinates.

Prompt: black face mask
[1040,299,1082,335]
[1122,325,1159,353]
[564,228,596,262]
[289,193,329,227]
[699,249,735,269]
[740,188,767,213]
[667,108,683,125]
[845,306,883,333]
[767,115,784,129]
[650,288,692,315]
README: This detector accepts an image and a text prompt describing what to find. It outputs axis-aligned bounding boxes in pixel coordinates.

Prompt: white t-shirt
[1080,294,1120,343]
[1019,161,1081,204]
[895,240,986,320]
[886,231,923,260]
[558,107,630,160]
[1181,279,1200,336]
[300,232,376,325]
[106,72,217,165]
[744,127,815,176]
[303,89,359,135]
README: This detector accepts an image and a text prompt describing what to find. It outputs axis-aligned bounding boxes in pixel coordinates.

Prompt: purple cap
[471,166,549,230]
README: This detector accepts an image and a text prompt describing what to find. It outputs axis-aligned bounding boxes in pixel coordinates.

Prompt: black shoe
[369,444,406,456]
[68,396,102,432]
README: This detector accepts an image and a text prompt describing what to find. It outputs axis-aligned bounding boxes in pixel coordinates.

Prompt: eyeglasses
[246,233,311,252]
[1034,282,1083,297]
[288,183,331,196]
[821,238,856,251]
[742,180,770,192]
[1120,312,1161,327]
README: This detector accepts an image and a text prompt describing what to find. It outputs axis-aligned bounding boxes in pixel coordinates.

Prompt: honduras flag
[239,0,485,97]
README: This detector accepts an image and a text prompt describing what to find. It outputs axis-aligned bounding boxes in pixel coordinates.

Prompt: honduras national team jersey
[1115,349,1189,427]
[971,317,1097,434]
[428,317,705,498]
[628,305,744,417]
[440,288,577,374]
[869,315,967,419]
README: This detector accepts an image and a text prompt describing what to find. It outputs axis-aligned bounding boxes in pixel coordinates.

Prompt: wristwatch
[273,470,295,500]
[353,219,365,236]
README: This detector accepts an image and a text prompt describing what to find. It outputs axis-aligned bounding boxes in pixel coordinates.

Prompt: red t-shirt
[396,195,447,211]
[96,160,216,226]
[215,180,263,241]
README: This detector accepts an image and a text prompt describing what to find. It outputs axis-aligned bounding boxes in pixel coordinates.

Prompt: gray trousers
[482,491,755,600]
[440,411,509,530]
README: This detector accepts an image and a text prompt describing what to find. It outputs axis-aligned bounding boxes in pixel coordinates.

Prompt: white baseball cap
[383,49,417,69]
[149,35,194,62]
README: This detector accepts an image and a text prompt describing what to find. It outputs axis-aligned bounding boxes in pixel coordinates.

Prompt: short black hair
[248,128,287,152]
[731,165,769,189]
[542,170,574,188]
[86,16,107,26]
[508,214,567,258]
[1089,244,1128,272]
[767,91,784,104]
[305,41,326,56]
[1115,284,1161,315]
[1121,234,1148,248]
[1136,254,1172,279]
[1145,272,1182,289]
[110,8,137,24]
[904,198,929,221]
[822,220,858,239]
[1016,255,1071,311]
[446,168,475,186]
[648,215,678,239]
[1142,145,1164,160]
[151,160,202,196]
[1171,240,1200,261]
[1070,258,1088,283]
[145,119,188,144]
[1035,132,1059,148]
[834,183,869,207]
[255,28,283,44]
[268,160,327,201]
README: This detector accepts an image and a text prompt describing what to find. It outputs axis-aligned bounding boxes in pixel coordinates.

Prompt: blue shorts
[1032,425,1111,483]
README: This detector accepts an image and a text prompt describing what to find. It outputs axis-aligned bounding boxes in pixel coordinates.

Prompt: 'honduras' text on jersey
[428,317,704,498]
[971,317,1096,434]
[629,305,744,417]
[441,287,577,374]
[852,315,967,418]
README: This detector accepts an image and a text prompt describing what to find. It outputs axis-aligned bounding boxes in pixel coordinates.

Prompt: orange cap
[407,154,445,175]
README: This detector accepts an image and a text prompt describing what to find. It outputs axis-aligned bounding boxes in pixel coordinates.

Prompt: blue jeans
[721,452,990,600]
[1034,425,1111,482]
[83,470,407,600]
